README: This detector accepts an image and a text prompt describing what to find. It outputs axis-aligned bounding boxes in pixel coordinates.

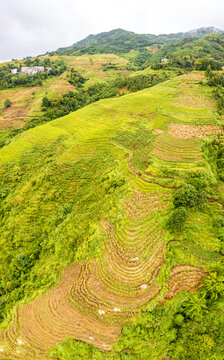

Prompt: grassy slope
[0,73,223,359]
[0,54,129,131]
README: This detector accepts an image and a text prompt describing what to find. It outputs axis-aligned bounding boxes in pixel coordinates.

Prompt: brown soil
[161,265,206,302]
[182,41,192,47]
[0,86,41,130]
[152,46,159,53]
[0,76,74,131]
[180,73,205,80]
[168,123,222,139]
[118,87,127,94]
[178,82,199,88]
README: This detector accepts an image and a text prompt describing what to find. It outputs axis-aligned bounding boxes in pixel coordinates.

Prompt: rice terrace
[0,68,223,359]
[0,23,224,360]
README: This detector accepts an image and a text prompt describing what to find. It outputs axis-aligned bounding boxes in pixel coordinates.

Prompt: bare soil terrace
[168,123,222,139]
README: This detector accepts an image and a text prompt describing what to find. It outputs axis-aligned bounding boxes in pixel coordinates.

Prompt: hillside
[0,72,224,359]
[0,53,180,152]
[1,26,223,141]
[54,27,224,55]
[150,33,224,64]
[0,54,130,131]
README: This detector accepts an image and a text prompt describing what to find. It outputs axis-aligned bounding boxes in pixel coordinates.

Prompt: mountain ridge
[54,26,224,54]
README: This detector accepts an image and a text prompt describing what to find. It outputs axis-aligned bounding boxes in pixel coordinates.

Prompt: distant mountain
[155,26,224,41]
[56,29,157,55]
[53,27,224,56]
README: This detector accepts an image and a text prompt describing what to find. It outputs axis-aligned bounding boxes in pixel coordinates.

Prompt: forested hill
[53,27,224,55]
[57,29,157,54]
[150,33,224,64]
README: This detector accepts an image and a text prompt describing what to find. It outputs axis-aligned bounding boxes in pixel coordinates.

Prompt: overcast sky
[0,0,223,62]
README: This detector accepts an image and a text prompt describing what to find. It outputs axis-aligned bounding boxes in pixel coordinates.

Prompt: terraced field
[0,54,129,130]
[152,133,202,162]
[0,73,222,359]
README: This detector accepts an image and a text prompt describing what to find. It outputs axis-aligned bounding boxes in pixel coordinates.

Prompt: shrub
[182,293,207,320]
[200,272,224,300]
[213,215,224,229]
[42,96,52,108]
[173,184,198,208]
[187,169,216,193]
[4,99,12,108]
[16,254,31,270]
[167,207,189,231]
[174,313,184,326]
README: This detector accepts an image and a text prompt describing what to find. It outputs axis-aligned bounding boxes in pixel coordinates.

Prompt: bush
[16,254,32,270]
[200,272,224,300]
[167,207,189,231]
[203,134,224,181]
[173,184,198,208]
[182,293,207,320]
[4,99,12,108]
[42,96,52,108]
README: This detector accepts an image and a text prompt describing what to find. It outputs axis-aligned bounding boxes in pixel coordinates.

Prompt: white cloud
[0,0,223,61]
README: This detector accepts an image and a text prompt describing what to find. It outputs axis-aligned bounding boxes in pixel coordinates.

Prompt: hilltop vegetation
[52,28,224,72]
[150,33,224,65]
[55,27,223,56]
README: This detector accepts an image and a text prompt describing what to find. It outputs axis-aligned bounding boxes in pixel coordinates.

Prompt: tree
[167,207,189,231]
[16,254,31,271]
[4,99,12,108]
[200,272,224,300]
[205,65,212,78]
[183,293,207,320]
[42,96,52,108]
[173,184,198,208]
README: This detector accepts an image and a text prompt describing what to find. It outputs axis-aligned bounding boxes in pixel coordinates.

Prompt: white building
[161,58,168,63]
[11,68,18,74]
[20,66,45,75]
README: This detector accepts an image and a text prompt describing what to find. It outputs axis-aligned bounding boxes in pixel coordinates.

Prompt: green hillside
[0,53,178,151]
[150,33,224,64]
[0,72,224,360]
[55,27,224,56]
[0,53,130,132]
[1,27,223,144]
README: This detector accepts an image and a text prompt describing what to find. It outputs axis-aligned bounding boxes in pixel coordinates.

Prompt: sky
[0,0,224,62]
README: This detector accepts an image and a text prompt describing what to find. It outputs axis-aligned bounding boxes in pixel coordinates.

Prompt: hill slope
[0,73,223,359]
[150,33,224,63]
[55,27,224,55]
